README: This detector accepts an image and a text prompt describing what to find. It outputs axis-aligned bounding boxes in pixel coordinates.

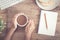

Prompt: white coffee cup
[15,13,28,27]
[36,0,60,10]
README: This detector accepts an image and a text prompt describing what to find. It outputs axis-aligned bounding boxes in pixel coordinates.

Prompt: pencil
[44,13,48,29]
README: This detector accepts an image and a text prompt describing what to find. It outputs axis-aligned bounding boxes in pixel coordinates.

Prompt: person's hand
[25,20,35,40]
[13,15,18,29]
[4,16,17,40]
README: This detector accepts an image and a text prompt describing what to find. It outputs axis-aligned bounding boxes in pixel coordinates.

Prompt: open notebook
[0,0,23,10]
[38,10,58,36]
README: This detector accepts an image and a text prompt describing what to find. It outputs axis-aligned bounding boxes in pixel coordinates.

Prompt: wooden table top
[0,0,60,40]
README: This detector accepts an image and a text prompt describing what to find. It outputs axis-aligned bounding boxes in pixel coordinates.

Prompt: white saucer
[36,0,58,10]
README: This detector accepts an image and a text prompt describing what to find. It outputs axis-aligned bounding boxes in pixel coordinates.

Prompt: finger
[26,20,31,28]
[25,20,31,32]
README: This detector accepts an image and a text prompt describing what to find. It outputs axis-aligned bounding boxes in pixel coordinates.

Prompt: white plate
[36,0,58,10]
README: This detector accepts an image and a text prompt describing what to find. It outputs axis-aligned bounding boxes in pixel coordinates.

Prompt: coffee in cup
[15,13,28,27]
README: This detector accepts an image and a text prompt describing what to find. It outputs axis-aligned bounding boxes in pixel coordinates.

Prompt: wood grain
[0,0,60,40]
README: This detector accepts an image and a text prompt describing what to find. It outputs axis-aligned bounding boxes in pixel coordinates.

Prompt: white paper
[0,0,24,10]
[38,10,58,36]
